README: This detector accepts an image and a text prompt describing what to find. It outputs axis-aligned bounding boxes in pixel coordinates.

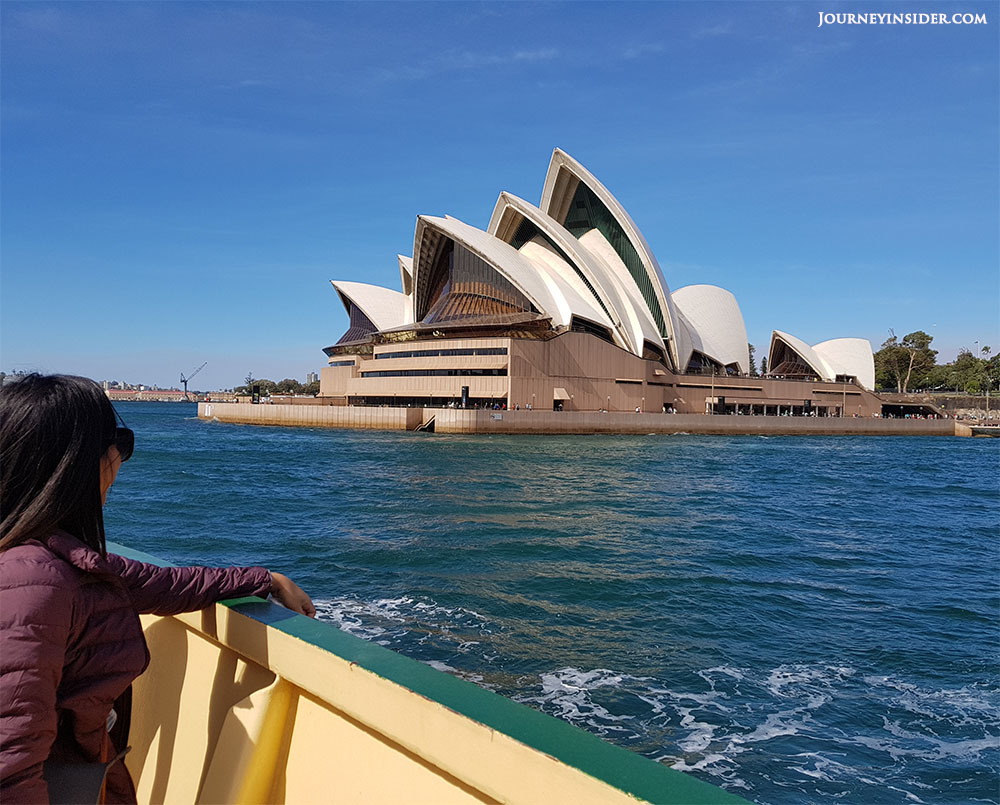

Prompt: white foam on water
[786,752,855,783]
[674,709,719,754]
[737,709,815,744]
[854,718,1000,764]
[764,663,853,697]
[701,665,745,682]
[529,668,634,734]
[305,602,998,802]
[669,752,730,773]
[424,659,455,673]
[887,785,927,803]
[513,661,998,802]
[422,659,485,684]
[864,675,999,727]
[313,595,496,651]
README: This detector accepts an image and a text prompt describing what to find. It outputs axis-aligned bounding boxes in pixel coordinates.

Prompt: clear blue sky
[2,1,997,391]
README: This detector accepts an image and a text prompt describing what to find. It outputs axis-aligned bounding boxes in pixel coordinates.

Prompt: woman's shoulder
[0,540,87,635]
[0,536,88,591]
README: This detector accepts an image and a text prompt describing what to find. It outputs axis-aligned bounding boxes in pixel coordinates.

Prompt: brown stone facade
[320,332,884,417]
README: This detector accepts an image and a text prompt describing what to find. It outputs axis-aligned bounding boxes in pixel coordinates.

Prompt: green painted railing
[112,542,746,804]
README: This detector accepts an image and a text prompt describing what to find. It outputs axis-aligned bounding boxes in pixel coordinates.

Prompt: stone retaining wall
[432,410,968,436]
[199,402,425,430]
[199,403,970,437]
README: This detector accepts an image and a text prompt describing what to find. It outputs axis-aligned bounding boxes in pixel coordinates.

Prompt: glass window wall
[561,183,668,338]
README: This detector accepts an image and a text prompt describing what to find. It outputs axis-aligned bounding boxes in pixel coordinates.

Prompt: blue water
[105,403,1000,804]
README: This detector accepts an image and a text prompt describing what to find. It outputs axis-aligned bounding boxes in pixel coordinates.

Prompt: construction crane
[180,362,207,400]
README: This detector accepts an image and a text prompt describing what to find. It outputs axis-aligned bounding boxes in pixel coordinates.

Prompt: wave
[310,592,999,801]
[513,663,999,801]
[314,595,496,653]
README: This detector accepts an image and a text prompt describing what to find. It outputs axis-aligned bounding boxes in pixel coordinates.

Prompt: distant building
[306,372,318,385]
[106,388,188,402]
[320,149,879,416]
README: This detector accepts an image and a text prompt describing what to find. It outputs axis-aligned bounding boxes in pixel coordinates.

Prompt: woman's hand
[269,572,316,618]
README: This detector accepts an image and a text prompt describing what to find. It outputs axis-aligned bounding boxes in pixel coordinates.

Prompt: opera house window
[376,347,507,360]
[562,182,667,337]
[361,368,508,378]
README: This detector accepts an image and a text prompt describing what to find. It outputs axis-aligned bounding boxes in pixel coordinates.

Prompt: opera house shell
[322,150,880,417]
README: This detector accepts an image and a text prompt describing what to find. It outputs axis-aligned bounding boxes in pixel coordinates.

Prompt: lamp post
[842,377,847,418]
[606,394,610,413]
[710,367,715,415]
[641,395,645,413]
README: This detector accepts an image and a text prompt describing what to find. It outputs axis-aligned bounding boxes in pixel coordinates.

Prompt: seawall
[198,403,971,437]
[200,401,425,429]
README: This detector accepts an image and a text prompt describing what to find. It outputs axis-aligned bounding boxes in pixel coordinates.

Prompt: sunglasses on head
[112,408,135,462]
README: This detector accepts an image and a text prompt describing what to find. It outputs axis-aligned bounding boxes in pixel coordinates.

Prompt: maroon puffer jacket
[0,531,272,803]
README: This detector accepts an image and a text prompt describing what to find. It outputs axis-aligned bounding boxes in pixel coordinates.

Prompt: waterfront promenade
[198,402,971,437]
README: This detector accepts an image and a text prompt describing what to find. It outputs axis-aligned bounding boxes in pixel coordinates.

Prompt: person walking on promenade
[0,374,315,804]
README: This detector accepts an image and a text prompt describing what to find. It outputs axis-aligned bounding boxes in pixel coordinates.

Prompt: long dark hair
[0,374,119,555]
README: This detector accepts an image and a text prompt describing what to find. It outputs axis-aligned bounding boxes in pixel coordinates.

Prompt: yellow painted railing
[117,545,743,804]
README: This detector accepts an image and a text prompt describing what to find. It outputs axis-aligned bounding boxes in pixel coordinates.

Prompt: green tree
[924,362,953,391]
[275,378,304,394]
[760,356,768,376]
[985,353,1000,389]
[981,346,995,395]
[234,378,277,396]
[875,330,937,392]
[951,349,982,393]
[303,380,320,395]
[747,343,758,377]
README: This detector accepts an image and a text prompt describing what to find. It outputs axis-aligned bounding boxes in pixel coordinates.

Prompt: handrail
[111,543,744,804]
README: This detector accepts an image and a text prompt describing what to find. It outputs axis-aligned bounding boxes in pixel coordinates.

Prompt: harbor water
[105,403,999,804]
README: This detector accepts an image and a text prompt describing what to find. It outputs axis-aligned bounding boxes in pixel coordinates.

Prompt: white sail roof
[814,337,876,391]
[671,285,750,373]
[576,229,668,357]
[413,215,609,330]
[488,192,649,354]
[516,239,617,335]
[331,280,409,331]
[539,148,683,369]
[769,330,829,377]
[769,330,875,390]
[397,255,414,297]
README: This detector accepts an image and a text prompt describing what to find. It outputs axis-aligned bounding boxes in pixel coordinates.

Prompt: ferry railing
[112,543,744,804]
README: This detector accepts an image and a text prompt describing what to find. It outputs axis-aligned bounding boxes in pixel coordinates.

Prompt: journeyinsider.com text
[818,11,987,26]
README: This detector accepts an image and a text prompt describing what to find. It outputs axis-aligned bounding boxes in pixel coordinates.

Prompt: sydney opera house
[320,150,881,417]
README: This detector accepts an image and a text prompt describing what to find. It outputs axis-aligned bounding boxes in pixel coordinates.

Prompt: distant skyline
[2,1,997,392]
